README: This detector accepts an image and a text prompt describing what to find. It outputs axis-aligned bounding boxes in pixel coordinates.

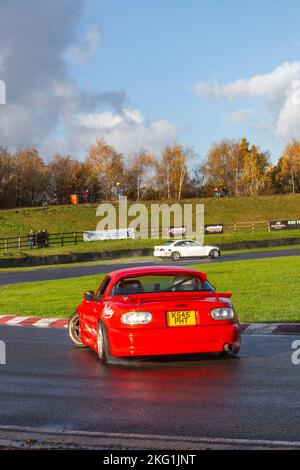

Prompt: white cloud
[194,62,300,141]
[275,80,300,139]
[77,108,146,131]
[0,104,34,142]
[105,116,178,156]
[41,108,178,157]
[195,62,300,100]
[225,109,255,125]
[78,112,124,130]
[0,1,178,159]
[67,25,101,65]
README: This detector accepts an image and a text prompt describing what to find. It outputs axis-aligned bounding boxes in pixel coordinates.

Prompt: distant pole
[116,182,121,200]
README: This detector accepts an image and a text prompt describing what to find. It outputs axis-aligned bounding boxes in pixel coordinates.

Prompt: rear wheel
[209,249,220,259]
[68,311,86,348]
[170,251,180,261]
[220,350,239,359]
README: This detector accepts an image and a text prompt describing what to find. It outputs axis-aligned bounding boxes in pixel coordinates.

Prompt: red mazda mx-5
[68,266,241,362]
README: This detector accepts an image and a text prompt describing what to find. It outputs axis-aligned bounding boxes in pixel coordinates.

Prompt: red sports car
[68,266,241,362]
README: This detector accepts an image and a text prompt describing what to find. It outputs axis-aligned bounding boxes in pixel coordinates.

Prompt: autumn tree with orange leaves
[155,144,192,200]
[85,139,125,200]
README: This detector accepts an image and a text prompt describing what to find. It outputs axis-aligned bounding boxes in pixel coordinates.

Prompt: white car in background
[153,240,221,261]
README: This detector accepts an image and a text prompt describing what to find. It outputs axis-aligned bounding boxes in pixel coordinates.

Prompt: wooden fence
[0,232,83,251]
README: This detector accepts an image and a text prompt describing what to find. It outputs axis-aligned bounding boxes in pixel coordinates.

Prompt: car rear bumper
[107,323,241,357]
[153,251,171,257]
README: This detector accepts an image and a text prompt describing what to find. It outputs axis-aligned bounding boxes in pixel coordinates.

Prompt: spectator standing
[83,189,89,204]
[221,186,229,197]
[41,228,49,247]
[36,230,42,248]
[28,229,36,249]
[214,187,221,198]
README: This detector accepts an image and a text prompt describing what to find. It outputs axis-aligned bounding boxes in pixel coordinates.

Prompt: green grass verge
[0,238,155,259]
[0,255,299,323]
[196,256,300,323]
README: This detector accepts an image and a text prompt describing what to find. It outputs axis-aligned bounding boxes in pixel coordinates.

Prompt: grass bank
[0,194,299,238]
[0,194,299,260]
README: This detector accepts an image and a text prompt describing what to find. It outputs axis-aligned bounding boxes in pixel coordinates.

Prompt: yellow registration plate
[167,310,197,327]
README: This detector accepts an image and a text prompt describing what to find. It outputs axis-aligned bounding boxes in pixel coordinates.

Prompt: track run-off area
[0,247,299,449]
[0,247,299,285]
[0,327,300,449]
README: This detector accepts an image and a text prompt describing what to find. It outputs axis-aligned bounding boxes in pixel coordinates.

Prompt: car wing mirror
[84,291,95,301]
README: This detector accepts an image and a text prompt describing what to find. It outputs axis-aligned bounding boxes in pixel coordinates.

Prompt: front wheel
[68,311,86,348]
[209,249,220,259]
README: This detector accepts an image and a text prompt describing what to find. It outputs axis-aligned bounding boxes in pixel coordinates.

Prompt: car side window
[201,280,215,292]
[96,276,111,299]
[174,241,186,247]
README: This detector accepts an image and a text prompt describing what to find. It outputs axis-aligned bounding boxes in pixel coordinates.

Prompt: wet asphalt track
[0,247,299,286]
[0,325,299,446]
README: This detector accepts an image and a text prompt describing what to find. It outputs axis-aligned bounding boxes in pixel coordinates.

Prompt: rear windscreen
[111,274,215,295]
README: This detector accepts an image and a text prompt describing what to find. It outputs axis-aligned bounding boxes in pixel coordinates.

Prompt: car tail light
[121,311,152,325]
[211,307,234,320]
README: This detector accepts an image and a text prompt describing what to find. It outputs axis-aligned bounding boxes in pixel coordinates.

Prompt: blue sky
[71,0,300,161]
[1,0,300,161]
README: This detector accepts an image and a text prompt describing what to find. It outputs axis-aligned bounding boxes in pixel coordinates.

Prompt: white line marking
[30,318,58,328]
[246,323,280,334]
[6,317,30,325]
[0,425,299,448]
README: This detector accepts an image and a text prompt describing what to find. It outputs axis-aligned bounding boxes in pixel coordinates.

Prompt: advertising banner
[269,220,300,231]
[168,226,187,237]
[205,224,224,234]
[83,228,135,241]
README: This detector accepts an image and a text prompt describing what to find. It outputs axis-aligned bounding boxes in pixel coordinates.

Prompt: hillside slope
[0,194,299,238]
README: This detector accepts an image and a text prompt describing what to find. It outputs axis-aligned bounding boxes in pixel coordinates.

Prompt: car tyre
[209,249,220,259]
[97,321,114,363]
[170,251,181,261]
[68,311,86,348]
[219,350,239,359]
